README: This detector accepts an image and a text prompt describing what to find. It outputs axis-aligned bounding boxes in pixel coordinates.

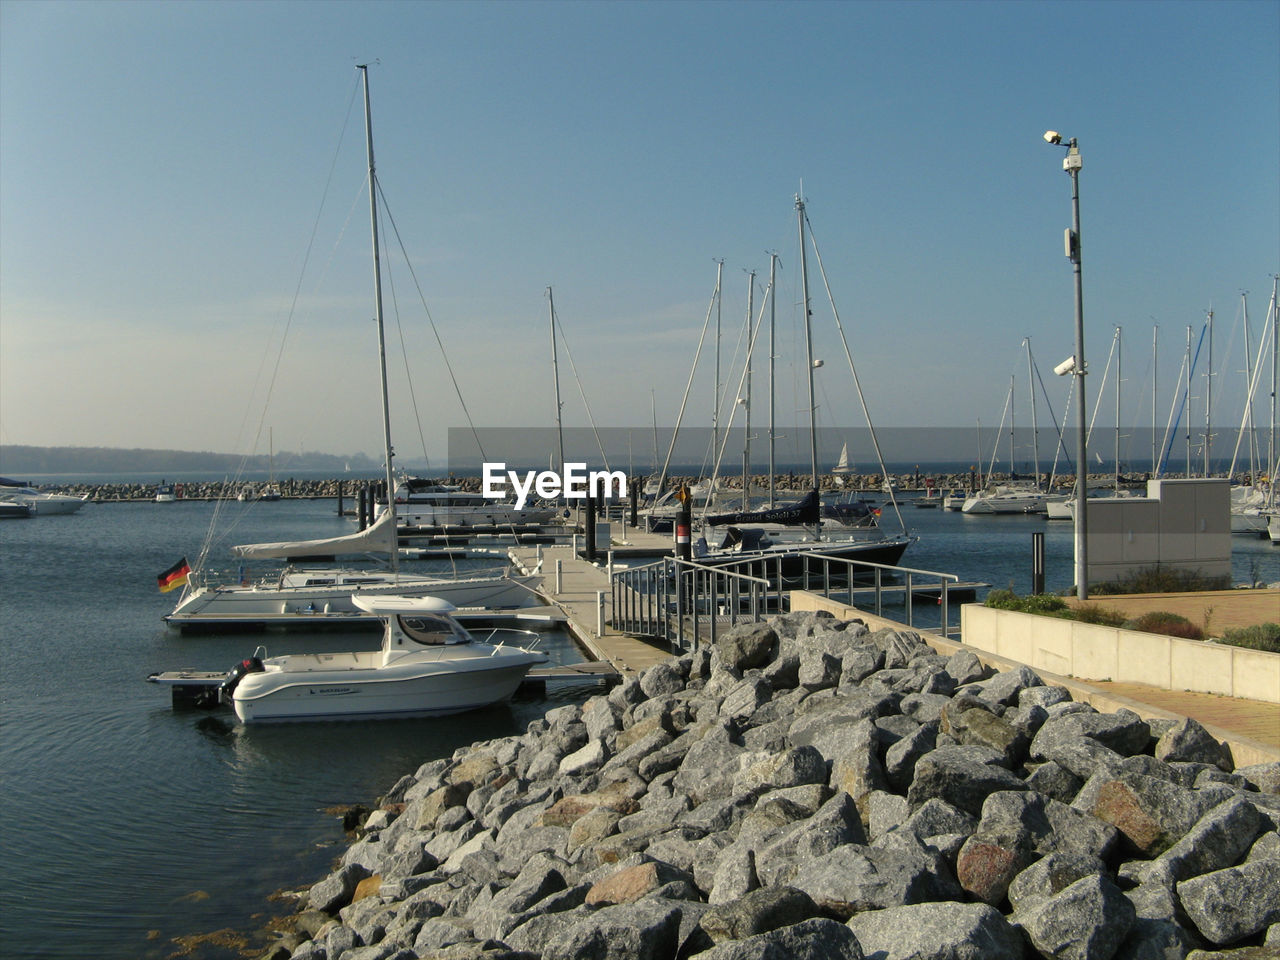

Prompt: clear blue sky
[2,0,1276,469]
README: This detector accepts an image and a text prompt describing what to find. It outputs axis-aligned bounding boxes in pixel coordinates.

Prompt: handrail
[790,551,961,636]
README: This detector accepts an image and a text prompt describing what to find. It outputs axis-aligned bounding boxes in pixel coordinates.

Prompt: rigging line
[801,207,907,534]
[376,197,432,472]
[199,74,364,569]
[699,281,771,519]
[550,297,611,474]
[1030,353,1074,476]
[374,178,487,462]
[1228,302,1274,478]
[654,277,721,501]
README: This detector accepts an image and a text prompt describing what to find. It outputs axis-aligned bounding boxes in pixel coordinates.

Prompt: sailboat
[165,67,536,633]
[693,194,913,575]
[832,441,853,474]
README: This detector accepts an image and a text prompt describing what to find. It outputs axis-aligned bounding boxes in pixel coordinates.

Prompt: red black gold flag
[157,557,191,593]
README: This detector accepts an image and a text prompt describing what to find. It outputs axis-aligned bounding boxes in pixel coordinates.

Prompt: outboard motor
[218,655,265,704]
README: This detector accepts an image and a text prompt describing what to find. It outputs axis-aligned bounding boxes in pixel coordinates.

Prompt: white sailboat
[832,442,853,475]
[165,67,535,632]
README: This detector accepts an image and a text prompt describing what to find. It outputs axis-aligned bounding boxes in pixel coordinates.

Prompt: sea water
[0,493,1276,958]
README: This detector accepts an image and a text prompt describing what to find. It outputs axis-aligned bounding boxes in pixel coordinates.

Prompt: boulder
[847,901,1025,960]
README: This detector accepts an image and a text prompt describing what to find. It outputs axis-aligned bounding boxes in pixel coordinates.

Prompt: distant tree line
[0,445,380,475]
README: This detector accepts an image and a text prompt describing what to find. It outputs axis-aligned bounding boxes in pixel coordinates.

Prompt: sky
[2,0,1277,471]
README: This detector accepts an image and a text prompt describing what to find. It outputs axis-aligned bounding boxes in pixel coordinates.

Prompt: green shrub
[1218,623,1280,653]
[1071,604,1128,626]
[984,590,1067,615]
[1124,611,1204,641]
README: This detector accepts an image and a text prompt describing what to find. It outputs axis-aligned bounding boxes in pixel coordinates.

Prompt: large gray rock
[787,843,950,920]
[1073,772,1218,857]
[540,898,685,960]
[1176,859,1280,945]
[1154,717,1231,771]
[1151,795,1266,883]
[847,901,1025,960]
[1015,873,1136,960]
[694,917,864,960]
[309,862,371,913]
[906,746,1029,816]
[700,885,824,942]
[717,623,778,672]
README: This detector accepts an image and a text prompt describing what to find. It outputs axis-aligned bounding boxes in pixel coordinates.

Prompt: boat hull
[231,648,544,722]
[165,573,539,631]
[695,535,913,581]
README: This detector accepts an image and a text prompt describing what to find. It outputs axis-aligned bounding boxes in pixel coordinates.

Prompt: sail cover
[705,489,820,527]
[232,508,397,560]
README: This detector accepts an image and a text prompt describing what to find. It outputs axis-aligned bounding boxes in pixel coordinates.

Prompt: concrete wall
[1083,478,1231,585]
[961,603,1280,704]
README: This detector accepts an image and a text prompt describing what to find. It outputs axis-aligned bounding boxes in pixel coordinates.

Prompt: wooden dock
[510,526,679,678]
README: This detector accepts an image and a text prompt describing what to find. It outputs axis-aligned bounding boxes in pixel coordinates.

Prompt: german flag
[157,557,191,593]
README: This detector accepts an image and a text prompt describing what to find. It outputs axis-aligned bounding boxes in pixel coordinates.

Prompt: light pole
[1044,130,1088,600]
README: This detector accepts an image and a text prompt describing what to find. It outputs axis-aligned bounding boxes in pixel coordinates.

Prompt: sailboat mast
[1025,338,1040,489]
[548,286,565,479]
[796,194,819,499]
[358,64,398,575]
[1115,327,1121,491]
[743,269,755,499]
[768,252,778,508]
[712,259,724,462]
[1270,277,1279,484]
[1152,324,1158,477]
[1205,308,1213,476]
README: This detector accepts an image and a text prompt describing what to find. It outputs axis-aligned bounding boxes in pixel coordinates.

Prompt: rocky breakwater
[271,611,1280,960]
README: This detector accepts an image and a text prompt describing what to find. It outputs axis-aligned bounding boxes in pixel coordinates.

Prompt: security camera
[812,359,825,368]
[1054,356,1076,376]
[1044,130,1062,145]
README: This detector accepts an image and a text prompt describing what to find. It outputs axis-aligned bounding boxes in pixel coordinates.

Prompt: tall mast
[796,194,819,502]
[743,269,755,500]
[1184,324,1192,477]
[1009,374,1016,479]
[1114,326,1121,491]
[358,64,398,575]
[767,252,778,507]
[548,286,565,478]
[1264,277,1274,488]
[1204,307,1213,476]
[1152,323,1158,476]
[712,259,724,461]
[1025,338,1040,488]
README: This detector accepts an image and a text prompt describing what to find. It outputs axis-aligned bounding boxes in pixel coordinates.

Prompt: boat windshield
[398,614,469,647]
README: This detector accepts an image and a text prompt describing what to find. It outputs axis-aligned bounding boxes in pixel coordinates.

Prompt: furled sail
[232,508,396,560]
[705,489,820,527]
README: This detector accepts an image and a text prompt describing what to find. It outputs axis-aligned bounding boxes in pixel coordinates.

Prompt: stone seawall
[261,609,1280,960]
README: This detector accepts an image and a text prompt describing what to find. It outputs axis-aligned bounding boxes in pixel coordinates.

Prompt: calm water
[0,498,594,959]
[0,495,1276,958]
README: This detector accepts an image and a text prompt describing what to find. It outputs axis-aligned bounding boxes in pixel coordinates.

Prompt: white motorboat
[156,482,177,503]
[215,596,548,723]
[0,479,88,515]
[165,511,537,631]
[0,497,35,519]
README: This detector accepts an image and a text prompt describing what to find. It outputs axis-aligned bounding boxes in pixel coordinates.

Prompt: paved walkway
[1088,680,1280,752]
[1065,589,1280,635]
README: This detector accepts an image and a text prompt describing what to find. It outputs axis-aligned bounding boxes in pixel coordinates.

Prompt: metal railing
[611,551,963,647]
[611,557,772,652]
[789,552,962,637]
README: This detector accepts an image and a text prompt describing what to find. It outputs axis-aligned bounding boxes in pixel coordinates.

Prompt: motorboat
[156,482,177,503]
[0,478,88,515]
[212,596,548,722]
[165,511,538,632]
[0,497,35,519]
